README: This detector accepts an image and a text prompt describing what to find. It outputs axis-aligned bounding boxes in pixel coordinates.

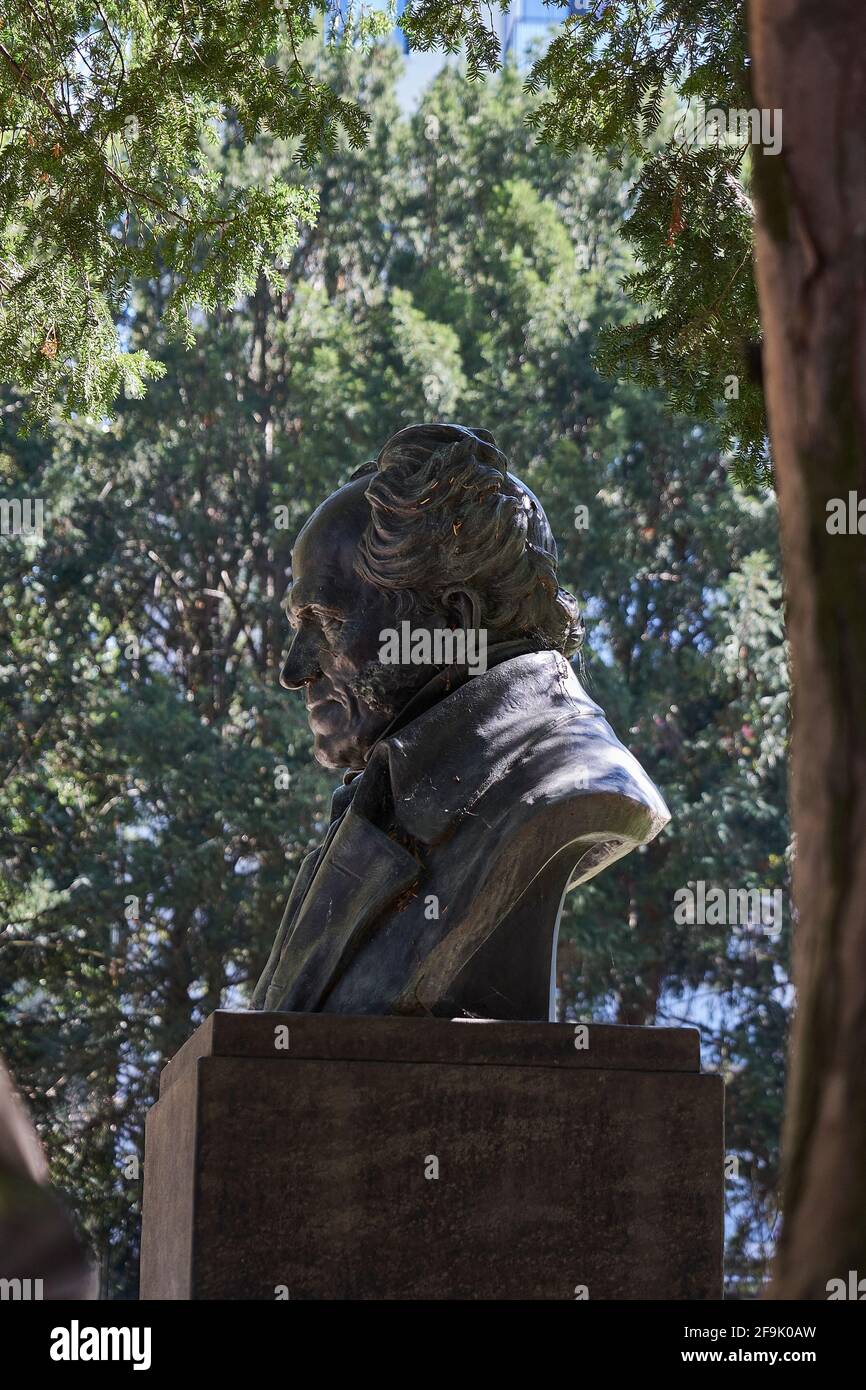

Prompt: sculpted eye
[318,612,345,637]
[297,606,344,636]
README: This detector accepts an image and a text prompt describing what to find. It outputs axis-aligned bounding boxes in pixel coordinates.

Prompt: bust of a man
[253,423,669,1020]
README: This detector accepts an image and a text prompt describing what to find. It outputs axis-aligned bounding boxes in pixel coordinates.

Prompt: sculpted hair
[351,423,584,656]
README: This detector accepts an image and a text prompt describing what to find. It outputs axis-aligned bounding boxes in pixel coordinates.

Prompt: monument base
[140,1011,723,1300]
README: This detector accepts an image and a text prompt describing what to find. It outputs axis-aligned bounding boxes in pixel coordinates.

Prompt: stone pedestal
[139,1011,723,1300]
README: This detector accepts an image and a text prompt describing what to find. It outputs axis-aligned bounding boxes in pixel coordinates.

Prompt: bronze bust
[252,423,669,1020]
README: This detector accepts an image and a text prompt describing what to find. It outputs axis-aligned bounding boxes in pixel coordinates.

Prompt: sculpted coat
[253,647,669,1020]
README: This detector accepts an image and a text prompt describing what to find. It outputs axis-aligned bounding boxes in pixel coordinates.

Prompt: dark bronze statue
[252,423,669,1020]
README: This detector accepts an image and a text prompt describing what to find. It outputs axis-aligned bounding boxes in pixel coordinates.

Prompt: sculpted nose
[280,630,321,691]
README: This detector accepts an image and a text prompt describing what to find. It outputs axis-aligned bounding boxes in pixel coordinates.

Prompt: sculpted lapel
[261,807,420,1012]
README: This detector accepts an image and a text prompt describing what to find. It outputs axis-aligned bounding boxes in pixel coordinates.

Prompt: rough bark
[749,0,866,1298]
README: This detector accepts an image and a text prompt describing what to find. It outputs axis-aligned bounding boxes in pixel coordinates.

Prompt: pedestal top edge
[156,1010,703,1098]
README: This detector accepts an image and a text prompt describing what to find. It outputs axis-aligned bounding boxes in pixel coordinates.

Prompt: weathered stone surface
[140,1010,723,1301]
[157,1009,701,1095]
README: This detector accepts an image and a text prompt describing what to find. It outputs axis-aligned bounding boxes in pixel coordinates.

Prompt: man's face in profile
[280,478,430,770]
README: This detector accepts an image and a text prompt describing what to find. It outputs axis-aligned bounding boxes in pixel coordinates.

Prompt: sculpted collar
[345,648,603,846]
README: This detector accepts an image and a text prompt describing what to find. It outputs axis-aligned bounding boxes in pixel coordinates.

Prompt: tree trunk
[749,0,866,1298]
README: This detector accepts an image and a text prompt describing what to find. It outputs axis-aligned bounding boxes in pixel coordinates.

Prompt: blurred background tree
[0,45,788,1298]
[0,2,766,476]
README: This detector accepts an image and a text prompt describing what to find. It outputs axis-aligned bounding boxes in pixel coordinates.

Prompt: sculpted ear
[441,587,482,632]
